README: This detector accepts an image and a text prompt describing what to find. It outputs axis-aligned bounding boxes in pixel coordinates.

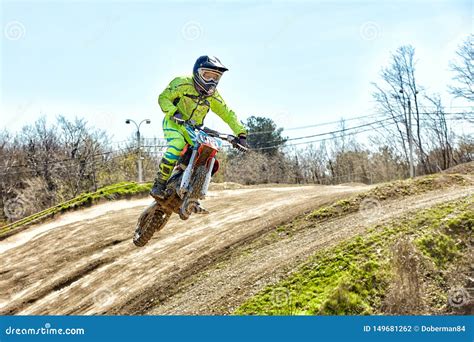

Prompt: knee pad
[160,159,176,178]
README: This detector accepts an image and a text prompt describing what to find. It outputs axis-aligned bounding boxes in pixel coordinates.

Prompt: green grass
[0,181,152,237]
[235,195,473,315]
[309,173,470,221]
[416,232,459,268]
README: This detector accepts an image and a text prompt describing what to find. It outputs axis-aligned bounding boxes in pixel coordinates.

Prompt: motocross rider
[150,55,248,199]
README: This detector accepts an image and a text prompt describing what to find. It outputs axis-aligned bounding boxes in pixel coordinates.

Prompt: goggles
[198,68,222,83]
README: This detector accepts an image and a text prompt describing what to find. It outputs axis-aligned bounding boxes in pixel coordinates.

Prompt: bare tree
[399,46,428,172]
[20,117,61,204]
[423,95,455,171]
[449,35,473,101]
[453,134,474,163]
[57,116,109,196]
[369,146,407,183]
[373,45,431,173]
[299,143,328,184]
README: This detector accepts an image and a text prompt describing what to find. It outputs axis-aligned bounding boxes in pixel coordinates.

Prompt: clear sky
[1,0,472,144]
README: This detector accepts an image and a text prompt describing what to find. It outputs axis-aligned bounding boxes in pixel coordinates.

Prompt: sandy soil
[149,186,474,315]
[0,184,361,315]
[1,183,471,315]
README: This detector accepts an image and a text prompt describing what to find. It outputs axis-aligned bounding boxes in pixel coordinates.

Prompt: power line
[101,111,474,145]
[258,116,402,146]
[246,111,469,136]
[1,113,470,174]
[247,113,384,136]
[253,121,400,151]
[0,147,133,173]
[252,115,472,151]
[252,113,471,147]
[283,117,396,142]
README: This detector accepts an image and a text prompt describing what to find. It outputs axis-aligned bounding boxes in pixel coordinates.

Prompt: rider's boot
[150,176,167,199]
[150,160,174,199]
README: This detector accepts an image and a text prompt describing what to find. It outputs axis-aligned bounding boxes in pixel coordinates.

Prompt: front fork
[178,149,198,198]
[178,148,216,199]
[201,158,215,198]
[177,149,215,220]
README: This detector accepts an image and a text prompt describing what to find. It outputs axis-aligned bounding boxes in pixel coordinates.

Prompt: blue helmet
[193,56,228,96]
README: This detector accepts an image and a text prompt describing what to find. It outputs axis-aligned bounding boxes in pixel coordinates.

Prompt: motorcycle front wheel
[133,201,170,247]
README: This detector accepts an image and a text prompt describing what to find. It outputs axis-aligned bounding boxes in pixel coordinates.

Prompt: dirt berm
[0,175,472,315]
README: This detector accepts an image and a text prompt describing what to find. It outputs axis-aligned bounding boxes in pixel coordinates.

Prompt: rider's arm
[158,77,188,117]
[210,91,247,136]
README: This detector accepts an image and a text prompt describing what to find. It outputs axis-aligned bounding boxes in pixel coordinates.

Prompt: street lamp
[125,118,151,183]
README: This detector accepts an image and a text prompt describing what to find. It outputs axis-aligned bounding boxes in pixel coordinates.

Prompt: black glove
[233,134,248,152]
[238,134,248,148]
[171,112,186,125]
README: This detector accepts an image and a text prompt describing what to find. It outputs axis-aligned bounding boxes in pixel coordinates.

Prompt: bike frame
[178,126,224,199]
[134,124,245,246]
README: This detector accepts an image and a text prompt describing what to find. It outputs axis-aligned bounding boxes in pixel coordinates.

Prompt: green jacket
[158,76,246,136]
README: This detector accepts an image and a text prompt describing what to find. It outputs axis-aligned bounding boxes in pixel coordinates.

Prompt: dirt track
[0,183,472,315]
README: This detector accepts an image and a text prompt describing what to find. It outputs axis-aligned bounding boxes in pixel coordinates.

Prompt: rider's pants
[159,117,192,181]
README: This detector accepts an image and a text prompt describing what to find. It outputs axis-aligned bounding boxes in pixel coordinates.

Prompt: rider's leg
[150,118,187,198]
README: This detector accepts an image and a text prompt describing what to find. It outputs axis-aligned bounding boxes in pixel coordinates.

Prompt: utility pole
[407,97,415,178]
[136,129,142,183]
[125,118,151,183]
[399,88,415,178]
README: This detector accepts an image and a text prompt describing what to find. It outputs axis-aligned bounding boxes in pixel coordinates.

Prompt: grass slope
[236,175,473,315]
[309,174,469,221]
[0,182,152,237]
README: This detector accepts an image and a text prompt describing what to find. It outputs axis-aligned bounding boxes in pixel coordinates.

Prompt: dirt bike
[133,123,248,247]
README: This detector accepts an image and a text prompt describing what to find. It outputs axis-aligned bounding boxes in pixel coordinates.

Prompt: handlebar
[202,126,249,152]
[172,118,249,152]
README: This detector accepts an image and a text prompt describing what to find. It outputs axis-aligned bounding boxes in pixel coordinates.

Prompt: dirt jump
[1,182,472,315]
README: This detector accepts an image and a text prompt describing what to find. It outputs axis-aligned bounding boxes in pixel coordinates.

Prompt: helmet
[193,56,228,96]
